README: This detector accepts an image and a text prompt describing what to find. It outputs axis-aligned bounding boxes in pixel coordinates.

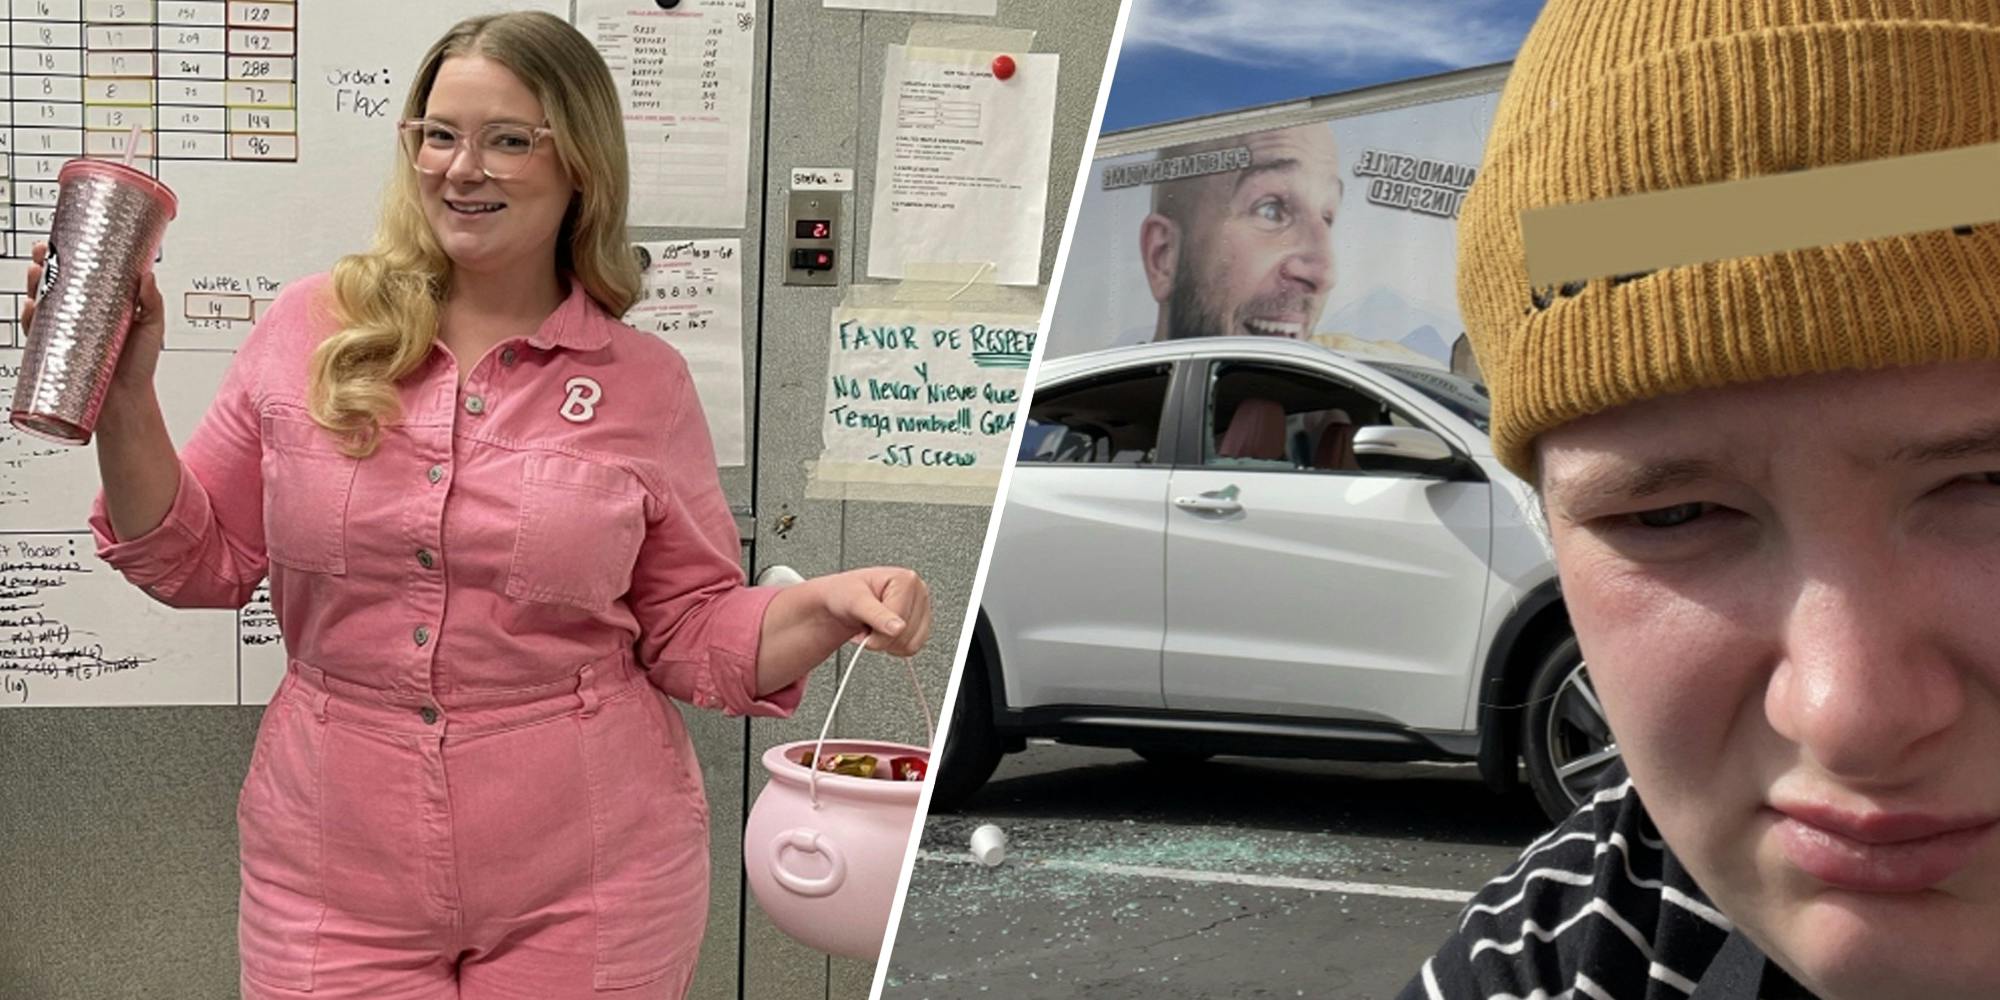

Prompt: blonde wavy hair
[307,11,642,456]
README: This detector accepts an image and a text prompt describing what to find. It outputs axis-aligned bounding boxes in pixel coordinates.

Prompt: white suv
[940,337,1616,823]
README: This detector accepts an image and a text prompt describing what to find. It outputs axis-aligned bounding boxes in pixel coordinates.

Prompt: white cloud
[1122,0,1532,71]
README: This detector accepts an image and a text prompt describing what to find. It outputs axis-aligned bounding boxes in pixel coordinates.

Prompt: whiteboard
[1,0,567,708]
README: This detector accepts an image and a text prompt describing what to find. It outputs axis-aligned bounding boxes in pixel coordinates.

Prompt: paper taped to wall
[791,166,854,191]
[627,238,748,467]
[579,0,757,228]
[866,45,1058,286]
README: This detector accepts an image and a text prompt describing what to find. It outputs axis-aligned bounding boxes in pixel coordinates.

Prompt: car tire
[1133,748,1214,767]
[929,648,1005,812]
[1521,636,1622,824]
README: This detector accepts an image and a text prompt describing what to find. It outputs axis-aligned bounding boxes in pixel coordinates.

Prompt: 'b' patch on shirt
[561,377,602,423]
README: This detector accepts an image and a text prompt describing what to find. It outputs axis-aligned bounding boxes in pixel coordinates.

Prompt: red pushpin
[991,54,1016,81]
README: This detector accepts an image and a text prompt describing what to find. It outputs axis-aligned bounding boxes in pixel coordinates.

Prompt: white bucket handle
[807,634,934,808]
[768,827,846,898]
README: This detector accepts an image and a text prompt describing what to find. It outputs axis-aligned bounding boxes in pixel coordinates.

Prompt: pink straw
[122,123,141,167]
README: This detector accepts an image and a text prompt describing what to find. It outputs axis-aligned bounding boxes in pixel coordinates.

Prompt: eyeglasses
[397,118,553,181]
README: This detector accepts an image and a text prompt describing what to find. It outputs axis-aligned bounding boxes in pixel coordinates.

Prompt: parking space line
[917,850,1475,904]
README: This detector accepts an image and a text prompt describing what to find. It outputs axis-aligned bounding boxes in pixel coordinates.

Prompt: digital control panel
[785,190,840,287]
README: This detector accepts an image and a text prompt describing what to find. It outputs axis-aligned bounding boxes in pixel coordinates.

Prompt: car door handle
[1174,491,1243,515]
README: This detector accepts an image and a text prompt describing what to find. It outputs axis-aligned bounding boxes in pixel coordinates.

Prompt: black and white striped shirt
[1399,764,1818,1000]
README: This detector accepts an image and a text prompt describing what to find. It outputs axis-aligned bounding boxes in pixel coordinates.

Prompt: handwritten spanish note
[579,0,757,228]
[626,238,747,467]
[811,305,1037,503]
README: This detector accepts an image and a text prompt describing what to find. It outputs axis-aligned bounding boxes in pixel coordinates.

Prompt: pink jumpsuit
[88,273,802,999]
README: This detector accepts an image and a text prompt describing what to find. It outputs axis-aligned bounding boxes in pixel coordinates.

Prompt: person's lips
[1237,291,1316,338]
[444,198,506,216]
[1240,314,1306,337]
[1770,803,1999,892]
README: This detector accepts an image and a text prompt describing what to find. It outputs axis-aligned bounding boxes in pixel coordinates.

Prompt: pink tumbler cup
[9,159,176,445]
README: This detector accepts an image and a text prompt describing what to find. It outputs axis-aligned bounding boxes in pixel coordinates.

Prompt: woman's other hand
[820,566,933,657]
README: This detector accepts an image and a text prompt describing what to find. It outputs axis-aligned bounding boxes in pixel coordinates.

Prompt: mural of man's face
[1142,125,1343,340]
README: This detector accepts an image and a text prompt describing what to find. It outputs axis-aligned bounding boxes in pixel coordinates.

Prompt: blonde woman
[1405,1,1999,998]
[37,12,933,999]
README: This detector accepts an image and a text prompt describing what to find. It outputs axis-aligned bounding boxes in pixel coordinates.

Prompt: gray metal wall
[0,2,1117,998]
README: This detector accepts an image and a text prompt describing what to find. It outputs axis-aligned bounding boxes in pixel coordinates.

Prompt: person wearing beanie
[1403,2,2000,999]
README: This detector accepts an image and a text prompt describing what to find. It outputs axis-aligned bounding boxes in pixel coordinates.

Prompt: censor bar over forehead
[1518,141,2000,289]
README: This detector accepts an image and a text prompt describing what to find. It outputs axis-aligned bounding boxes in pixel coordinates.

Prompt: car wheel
[929,647,1005,812]
[1522,636,1621,824]
[1133,748,1214,767]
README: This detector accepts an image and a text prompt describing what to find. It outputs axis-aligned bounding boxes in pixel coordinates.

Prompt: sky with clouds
[1103,0,1546,132]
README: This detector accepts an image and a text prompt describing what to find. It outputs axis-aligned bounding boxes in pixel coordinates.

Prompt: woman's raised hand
[22,240,168,396]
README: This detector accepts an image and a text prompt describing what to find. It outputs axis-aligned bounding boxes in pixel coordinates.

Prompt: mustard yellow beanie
[1458,0,2000,478]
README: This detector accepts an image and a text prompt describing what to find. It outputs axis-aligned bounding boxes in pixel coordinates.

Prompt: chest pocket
[507,452,646,611]
[260,412,360,574]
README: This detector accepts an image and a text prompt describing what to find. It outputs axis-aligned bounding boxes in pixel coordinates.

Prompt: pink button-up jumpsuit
[88,273,802,999]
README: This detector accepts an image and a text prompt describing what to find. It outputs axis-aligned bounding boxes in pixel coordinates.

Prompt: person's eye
[423,127,456,146]
[491,131,533,151]
[1943,471,2000,493]
[1574,496,1751,561]
[1251,196,1289,225]
[1630,501,1714,529]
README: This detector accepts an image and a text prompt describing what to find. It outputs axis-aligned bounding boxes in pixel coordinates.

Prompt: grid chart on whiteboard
[0,0,299,330]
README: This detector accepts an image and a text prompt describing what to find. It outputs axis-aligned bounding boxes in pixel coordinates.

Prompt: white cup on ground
[969,824,1007,866]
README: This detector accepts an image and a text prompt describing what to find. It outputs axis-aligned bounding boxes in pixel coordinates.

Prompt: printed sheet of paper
[867,46,1059,286]
[579,0,756,228]
[824,0,997,13]
[811,305,1038,503]
[628,239,747,467]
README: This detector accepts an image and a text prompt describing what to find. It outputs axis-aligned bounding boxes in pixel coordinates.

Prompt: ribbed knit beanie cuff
[1458,1,2000,479]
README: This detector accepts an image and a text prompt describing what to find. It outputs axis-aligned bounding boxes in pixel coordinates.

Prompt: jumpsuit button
[428,464,445,484]
[464,395,486,415]
[500,347,518,366]
[413,625,431,647]
[420,706,439,725]
[416,548,435,569]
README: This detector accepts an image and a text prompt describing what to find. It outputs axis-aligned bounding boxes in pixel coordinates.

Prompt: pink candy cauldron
[744,738,929,960]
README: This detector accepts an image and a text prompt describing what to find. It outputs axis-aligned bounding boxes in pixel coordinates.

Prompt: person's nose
[443,136,486,186]
[1766,547,1965,785]
[1279,214,1333,293]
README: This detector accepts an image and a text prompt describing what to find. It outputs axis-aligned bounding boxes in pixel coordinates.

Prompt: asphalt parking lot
[880,744,1554,1000]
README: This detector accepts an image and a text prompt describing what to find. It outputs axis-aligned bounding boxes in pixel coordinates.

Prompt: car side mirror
[1353,426,1470,479]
